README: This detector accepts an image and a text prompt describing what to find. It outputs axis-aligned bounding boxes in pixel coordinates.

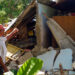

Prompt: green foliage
[4,57,43,75]
[0,0,32,24]
[17,57,43,75]
[11,69,17,75]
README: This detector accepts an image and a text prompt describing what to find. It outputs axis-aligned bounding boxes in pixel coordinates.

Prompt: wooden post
[59,64,64,75]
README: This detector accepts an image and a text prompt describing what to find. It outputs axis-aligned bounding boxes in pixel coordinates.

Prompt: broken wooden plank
[6,44,23,59]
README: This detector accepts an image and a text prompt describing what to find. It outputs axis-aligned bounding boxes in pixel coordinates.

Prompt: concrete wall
[32,3,58,56]
[38,3,57,48]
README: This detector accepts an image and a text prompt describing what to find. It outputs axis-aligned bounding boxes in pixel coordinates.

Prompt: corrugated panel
[6,44,23,58]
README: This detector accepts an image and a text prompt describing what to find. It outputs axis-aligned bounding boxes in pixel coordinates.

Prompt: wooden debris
[6,44,23,59]
[59,64,64,75]
[17,52,33,65]
[53,16,75,41]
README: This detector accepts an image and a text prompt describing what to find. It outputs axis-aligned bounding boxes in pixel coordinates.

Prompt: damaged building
[4,0,75,75]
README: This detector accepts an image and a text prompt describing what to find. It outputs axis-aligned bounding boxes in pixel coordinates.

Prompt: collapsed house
[5,0,75,75]
[6,1,36,49]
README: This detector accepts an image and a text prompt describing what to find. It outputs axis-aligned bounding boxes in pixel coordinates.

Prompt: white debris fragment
[36,71,45,75]
[72,61,75,69]
[53,48,72,70]
[37,50,56,71]
[4,71,14,75]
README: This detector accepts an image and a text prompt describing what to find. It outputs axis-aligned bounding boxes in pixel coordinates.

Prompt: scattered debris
[17,52,33,65]
[3,0,75,75]
[37,48,75,74]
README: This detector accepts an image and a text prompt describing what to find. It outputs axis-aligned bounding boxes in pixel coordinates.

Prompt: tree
[0,0,32,24]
